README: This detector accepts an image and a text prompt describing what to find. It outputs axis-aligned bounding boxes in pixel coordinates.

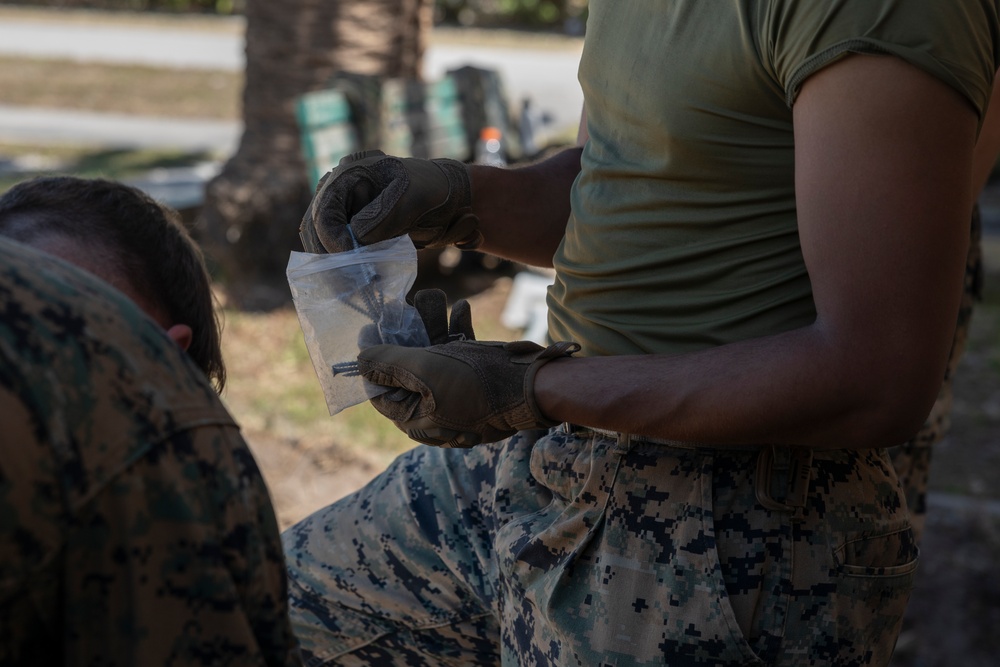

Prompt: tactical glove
[358,339,581,447]
[412,288,475,345]
[354,288,471,390]
[300,149,482,254]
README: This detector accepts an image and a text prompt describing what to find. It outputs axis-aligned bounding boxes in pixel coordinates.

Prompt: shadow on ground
[890,223,1000,667]
[892,500,1000,667]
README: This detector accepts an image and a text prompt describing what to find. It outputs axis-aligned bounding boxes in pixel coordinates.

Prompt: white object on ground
[501,270,555,345]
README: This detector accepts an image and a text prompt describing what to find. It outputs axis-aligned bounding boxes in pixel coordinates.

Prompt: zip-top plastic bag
[286,234,430,415]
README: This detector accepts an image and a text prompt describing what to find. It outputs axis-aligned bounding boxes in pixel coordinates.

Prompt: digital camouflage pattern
[889,206,983,543]
[0,238,302,666]
[284,427,917,666]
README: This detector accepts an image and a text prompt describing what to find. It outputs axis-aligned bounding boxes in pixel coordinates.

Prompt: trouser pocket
[495,436,770,666]
[782,448,919,667]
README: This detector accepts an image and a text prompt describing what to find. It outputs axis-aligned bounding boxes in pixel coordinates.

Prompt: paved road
[0,11,584,152]
[0,104,241,153]
[0,16,244,70]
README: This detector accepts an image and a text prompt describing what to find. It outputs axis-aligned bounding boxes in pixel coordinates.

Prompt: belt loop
[614,431,632,455]
[756,445,813,517]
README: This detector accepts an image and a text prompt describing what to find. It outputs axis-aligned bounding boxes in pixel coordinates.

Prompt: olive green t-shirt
[548,0,999,357]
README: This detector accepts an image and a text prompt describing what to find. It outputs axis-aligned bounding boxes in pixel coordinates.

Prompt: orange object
[480,126,503,141]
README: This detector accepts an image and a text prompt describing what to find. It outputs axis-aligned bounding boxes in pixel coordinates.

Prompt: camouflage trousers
[283,426,918,666]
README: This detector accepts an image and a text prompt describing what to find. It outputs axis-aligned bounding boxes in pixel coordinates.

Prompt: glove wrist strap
[522,341,581,428]
[432,158,482,249]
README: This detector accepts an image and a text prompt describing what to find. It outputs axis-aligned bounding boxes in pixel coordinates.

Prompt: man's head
[0,176,226,390]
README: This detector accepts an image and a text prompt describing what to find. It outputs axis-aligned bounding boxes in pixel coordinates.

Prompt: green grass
[327,401,419,456]
[0,55,240,119]
[218,305,419,458]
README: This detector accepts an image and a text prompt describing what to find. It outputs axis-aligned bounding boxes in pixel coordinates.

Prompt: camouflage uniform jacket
[0,238,302,666]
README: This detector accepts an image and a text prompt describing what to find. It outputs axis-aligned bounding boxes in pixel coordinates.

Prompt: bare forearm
[469,146,582,267]
[535,320,949,450]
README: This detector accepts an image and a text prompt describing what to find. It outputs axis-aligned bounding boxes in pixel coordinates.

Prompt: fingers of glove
[339,148,386,166]
[320,155,480,251]
[396,416,483,449]
[299,171,330,253]
[345,162,414,245]
[304,172,360,252]
[369,388,424,424]
[308,154,408,251]
[449,299,476,341]
[312,170,332,196]
[356,323,383,350]
[363,349,434,426]
[313,171,376,251]
[413,289,450,345]
[402,416,514,447]
[412,290,474,344]
[385,386,411,402]
[449,214,484,250]
[298,207,326,253]
[357,344,436,395]
[309,223,355,254]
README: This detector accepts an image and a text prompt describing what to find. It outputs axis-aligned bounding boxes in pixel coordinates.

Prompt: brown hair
[0,176,226,390]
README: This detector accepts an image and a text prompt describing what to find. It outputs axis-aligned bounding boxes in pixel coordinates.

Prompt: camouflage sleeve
[0,408,301,666]
[61,418,303,667]
[0,385,68,667]
[0,238,302,666]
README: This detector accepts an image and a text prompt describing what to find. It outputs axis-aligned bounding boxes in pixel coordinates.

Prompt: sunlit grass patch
[0,56,240,119]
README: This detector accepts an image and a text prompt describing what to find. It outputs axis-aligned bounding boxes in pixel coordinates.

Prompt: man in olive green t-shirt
[285,2,1000,665]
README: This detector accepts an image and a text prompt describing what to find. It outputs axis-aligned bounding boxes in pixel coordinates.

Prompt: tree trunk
[200,0,432,310]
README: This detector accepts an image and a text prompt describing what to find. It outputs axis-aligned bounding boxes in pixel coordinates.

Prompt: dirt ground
[893,500,1000,667]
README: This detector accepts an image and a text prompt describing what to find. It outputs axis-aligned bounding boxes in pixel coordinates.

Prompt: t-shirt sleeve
[759,0,1000,120]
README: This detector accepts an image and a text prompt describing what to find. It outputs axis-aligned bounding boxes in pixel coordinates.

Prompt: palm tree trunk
[200,0,431,310]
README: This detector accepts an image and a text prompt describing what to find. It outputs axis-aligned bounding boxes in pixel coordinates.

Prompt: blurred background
[0,2,997,664]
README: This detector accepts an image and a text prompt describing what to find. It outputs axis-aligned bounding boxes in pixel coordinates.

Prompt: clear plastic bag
[286,235,430,415]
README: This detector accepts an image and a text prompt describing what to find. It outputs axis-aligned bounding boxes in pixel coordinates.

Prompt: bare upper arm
[793,54,977,405]
[973,68,1000,195]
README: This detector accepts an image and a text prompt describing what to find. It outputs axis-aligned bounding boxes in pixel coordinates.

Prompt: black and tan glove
[358,339,580,448]
[354,287,473,360]
[300,149,482,254]
[412,288,475,345]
